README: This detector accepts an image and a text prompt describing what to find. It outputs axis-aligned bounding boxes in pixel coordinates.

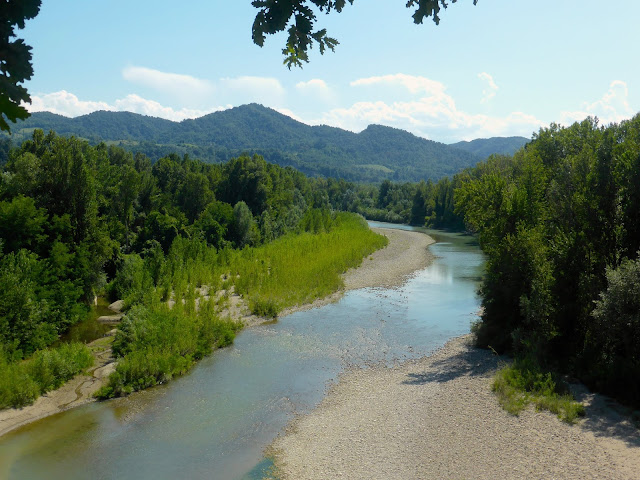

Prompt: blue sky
[19,0,640,143]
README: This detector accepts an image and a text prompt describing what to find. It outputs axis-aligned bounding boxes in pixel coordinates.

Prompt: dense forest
[3,105,525,182]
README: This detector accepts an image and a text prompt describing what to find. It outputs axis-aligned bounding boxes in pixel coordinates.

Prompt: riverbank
[270,335,640,480]
[0,226,435,439]
[0,334,117,438]
[279,227,435,317]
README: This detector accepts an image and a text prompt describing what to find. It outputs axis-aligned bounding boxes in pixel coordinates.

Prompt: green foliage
[96,304,240,399]
[0,129,392,403]
[493,358,585,424]
[0,0,42,132]
[0,342,93,408]
[589,255,640,404]
[251,0,476,68]
[457,114,640,407]
[232,212,387,315]
[7,106,482,183]
[451,136,528,159]
[107,254,153,308]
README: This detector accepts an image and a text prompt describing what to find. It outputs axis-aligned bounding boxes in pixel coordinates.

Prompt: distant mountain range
[5,104,529,182]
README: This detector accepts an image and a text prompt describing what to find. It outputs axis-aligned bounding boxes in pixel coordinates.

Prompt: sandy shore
[0,226,433,439]
[271,335,640,480]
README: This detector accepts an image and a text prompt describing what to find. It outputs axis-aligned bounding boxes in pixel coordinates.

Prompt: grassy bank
[95,300,239,398]
[0,343,93,408]
[233,212,388,316]
[96,213,387,398]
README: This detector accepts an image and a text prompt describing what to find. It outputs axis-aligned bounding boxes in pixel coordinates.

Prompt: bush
[492,358,585,424]
[0,342,93,409]
[96,303,240,399]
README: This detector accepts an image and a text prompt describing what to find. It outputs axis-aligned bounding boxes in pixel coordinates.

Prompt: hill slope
[9,104,486,182]
[450,136,529,159]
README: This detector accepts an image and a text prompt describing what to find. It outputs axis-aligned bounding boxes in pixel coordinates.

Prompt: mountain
[8,104,492,182]
[450,136,529,159]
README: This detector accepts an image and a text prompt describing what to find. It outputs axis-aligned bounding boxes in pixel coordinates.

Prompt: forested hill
[450,136,529,159]
[7,104,485,182]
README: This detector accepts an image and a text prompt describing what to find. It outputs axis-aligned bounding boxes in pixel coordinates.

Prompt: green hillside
[450,136,529,159]
[7,104,485,182]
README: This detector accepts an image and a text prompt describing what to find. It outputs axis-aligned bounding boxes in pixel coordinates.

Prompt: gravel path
[271,336,640,479]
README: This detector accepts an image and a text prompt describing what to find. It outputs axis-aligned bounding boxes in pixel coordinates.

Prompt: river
[0,224,484,480]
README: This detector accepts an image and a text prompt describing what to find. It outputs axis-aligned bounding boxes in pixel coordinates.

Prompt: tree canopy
[252,0,477,68]
[0,0,41,132]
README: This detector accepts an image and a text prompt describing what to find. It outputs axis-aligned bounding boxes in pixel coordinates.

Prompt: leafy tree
[0,195,47,253]
[0,0,41,132]
[590,256,640,403]
[232,201,260,248]
[252,0,477,68]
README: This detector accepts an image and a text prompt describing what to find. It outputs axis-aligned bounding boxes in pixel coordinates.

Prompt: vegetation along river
[0,224,484,480]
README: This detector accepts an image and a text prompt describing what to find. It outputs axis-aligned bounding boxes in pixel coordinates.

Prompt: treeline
[456,115,640,407]
[308,176,465,229]
[0,129,386,405]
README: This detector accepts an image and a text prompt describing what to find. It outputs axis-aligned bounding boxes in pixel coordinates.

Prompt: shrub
[0,342,93,409]
[492,358,585,424]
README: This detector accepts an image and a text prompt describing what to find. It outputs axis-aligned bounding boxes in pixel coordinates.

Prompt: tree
[252,0,477,68]
[0,0,42,132]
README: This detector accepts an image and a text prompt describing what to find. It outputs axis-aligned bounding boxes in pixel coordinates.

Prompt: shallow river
[0,224,484,480]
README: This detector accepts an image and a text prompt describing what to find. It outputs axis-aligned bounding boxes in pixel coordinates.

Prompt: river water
[0,224,484,480]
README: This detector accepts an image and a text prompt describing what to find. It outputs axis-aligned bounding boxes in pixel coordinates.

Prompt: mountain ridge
[7,104,528,182]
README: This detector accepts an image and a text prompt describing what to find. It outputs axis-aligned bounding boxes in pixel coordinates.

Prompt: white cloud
[350,74,447,96]
[273,107,306,123]
[321,74,543,142]
[560,80,634,125]
[122,66,213,100]
[27,91,224,122]
[29,91,113,117]
[295,79,334,102]
[478,72,498,103]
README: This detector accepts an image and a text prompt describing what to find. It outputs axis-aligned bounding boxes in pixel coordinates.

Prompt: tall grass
[492,357,585,424]
[97,212,387,397]
[0,342,93,409]
[231,213,387,316]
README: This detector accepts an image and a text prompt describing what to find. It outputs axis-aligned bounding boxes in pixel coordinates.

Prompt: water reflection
[0,226,484,480]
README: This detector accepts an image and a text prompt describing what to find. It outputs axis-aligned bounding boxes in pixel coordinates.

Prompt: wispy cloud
[351,74,447,96]
[560,80,634,125]
[478,72,498,103]
[122,66,214,101]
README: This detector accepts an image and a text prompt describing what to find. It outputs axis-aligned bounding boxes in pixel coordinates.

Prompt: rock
[108,299,124,313]
[97,314,123,324]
